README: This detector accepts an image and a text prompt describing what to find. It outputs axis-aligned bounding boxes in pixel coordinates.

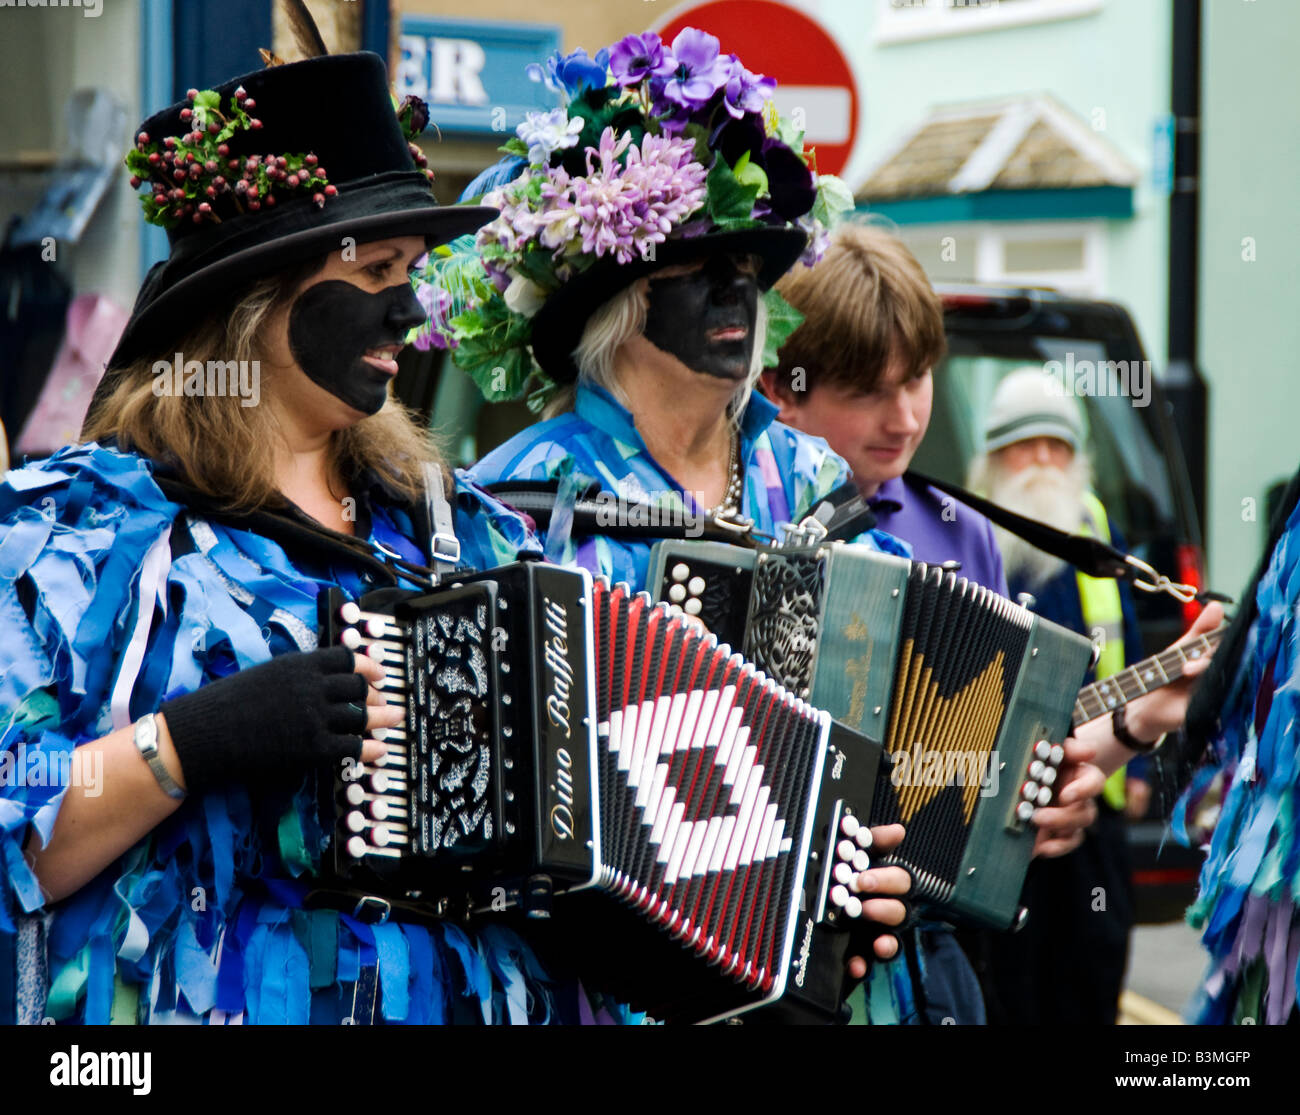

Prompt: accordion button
[1021,781,1039,802]
[839,814,860,839]
[1039,767,1058,787]
[668,584,687,603]
[688,576,705,595]
[339,602,362,624]
[830,884,850,908]
[1034,741,1052,761]
[852,850,870,872]
[1016,801,1035,823]
[1036,786,1053,807]
[346,835,368,859]
[843,896,863,919]
[684,598,702,616]
[833,862,854,886]
[1048,745,1065,766]
[340,627,362,650]
[1029,760,1046,780]
[672,563,690,582]
[837,839,856,861]
[345,810,367,832]
[855,826,873,849]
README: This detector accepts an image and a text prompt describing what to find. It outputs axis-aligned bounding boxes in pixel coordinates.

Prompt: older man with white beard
[967,367,1147,1024]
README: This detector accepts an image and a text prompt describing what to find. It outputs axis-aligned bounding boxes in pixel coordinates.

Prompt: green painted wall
[1198,0,1300,594]
[818,0,1172,371]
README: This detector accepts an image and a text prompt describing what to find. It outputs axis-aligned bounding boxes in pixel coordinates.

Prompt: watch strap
[134,713,186,799]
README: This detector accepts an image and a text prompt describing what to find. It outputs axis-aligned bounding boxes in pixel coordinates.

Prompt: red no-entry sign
[656,0,860,177]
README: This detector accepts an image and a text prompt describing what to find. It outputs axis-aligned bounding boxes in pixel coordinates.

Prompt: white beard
[968,453,1093,590]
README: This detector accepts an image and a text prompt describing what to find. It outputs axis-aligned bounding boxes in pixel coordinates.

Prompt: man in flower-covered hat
[418,28,1100,1019]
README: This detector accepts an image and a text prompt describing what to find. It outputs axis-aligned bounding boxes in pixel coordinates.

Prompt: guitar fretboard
[1071,625,1227,727]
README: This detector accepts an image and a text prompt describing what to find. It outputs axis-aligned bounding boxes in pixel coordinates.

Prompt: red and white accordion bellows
[590,580,830,995]
[316,562,882,1023]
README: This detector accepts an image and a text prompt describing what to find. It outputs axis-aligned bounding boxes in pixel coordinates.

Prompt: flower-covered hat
[94,52,495,398]
[414,28,855,409]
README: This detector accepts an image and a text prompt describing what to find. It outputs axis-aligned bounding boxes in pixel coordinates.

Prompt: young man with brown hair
[762,222,1006,592]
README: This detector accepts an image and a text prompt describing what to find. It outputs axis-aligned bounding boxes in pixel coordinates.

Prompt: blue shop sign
[396,17,562,135]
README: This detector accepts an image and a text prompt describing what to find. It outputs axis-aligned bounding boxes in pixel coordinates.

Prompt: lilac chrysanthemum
[563,127,708,263]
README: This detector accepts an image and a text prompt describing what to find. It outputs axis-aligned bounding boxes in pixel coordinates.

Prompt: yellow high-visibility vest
[1076,490,1128,810]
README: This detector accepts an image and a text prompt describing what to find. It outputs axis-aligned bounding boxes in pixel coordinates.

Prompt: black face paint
[287,279,426,415]
[642,255,760,382]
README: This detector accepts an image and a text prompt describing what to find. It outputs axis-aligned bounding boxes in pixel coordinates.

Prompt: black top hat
[529,226,807,385]
[95,52,494,400]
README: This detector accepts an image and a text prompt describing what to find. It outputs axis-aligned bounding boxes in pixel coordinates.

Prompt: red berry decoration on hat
[125,86,332,228]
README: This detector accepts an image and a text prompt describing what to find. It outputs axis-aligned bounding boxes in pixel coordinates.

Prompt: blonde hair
[774,220,946,395]
[545,276,769,426]
[83,264,442,512]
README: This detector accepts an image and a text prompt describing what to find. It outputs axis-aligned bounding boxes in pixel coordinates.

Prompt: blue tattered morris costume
[472,381,924,1023]
[0,442,637,1024]
[1176,497,1300,1025]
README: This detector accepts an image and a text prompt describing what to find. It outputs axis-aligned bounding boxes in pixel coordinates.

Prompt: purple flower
[413,283,453,351]
[526,47,611,97]
[761,138,817,220]
[656,28,733,112]
[723,60,775,119]
[609,32,672,87]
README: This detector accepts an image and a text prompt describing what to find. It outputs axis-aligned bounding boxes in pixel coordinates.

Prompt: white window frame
[899,220,1106,296]
[873,0,1104,45]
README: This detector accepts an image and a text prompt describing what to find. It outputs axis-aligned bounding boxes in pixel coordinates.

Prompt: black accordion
[647,539,1095,930]
[316,561,884,1024]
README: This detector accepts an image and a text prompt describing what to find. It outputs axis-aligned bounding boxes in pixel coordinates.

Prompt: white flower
[516,108,584,167]
[503,273,547,318]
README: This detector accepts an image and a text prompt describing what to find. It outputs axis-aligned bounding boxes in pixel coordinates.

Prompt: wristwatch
[1112,704,1166,754]
[134,713,187,799]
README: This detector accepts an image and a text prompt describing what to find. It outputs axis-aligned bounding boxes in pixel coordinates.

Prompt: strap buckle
[352,895,393,924]
[707,509,755,536]
[430,532,461,566]
[1123,554,1199,603]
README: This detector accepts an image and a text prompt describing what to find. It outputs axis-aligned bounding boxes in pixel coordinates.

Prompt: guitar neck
[1071,625,1228,728]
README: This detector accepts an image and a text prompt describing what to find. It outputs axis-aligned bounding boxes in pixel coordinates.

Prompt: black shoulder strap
[904,469,1134,580]
[485,478,876,547]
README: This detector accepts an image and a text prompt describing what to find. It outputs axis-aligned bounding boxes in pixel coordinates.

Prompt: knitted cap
[983,366,1084,453]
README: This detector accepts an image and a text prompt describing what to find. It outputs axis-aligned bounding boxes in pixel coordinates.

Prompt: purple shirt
[868,473,1008,595]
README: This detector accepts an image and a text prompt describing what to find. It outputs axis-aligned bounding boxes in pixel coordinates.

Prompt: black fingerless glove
[161,645,369,795]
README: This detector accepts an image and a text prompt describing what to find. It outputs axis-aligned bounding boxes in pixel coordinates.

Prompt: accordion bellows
[317,563,882,1023]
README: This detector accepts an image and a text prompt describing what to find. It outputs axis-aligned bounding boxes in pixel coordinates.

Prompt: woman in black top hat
[0,44,612,1024]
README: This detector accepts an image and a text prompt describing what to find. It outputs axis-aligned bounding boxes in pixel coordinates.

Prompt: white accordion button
[1048,744,1065,767]
[340,627,363,650]
[339,601,362,624]
[837,839,856,861]
[1021,781,1039,802]
[346,835,368,859]
[687,576,706,596]
[852,850,870,873]
[345,782,366,806]
[830,885,850,908]
[1036,786,1053,807]
[844,895,864,919]
[684,598,702,616]
[671,563,690,582]
[839,813,860,839]
[1039,767,1057,787]
[855,826,872,849]
[1028,760,1046,780]
[345,811,367,833]
[1016,801,1035,823]
[833,862,854,886]
[668,584,687,603]
[1034,740,1052,762]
